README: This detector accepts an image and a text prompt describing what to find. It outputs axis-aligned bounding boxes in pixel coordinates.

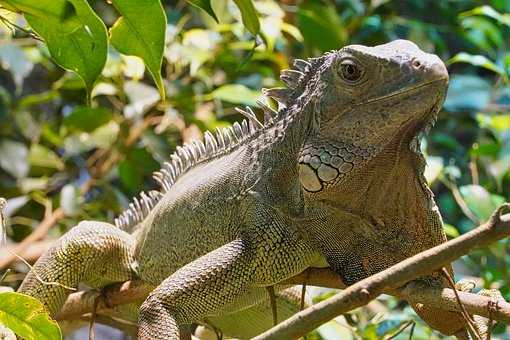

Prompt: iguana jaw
[356,77,447,107]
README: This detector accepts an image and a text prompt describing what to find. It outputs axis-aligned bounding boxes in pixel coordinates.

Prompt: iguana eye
[339,59,363,83]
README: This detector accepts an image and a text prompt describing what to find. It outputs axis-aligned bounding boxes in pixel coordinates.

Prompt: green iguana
[19,40,475,338]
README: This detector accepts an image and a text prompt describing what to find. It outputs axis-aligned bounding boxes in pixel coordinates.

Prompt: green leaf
[297,1,346,52]
[63,106,113,132]
[186,0,218,22]
[460,5,510,27]
[29,144,64,170]
[63,121,119,156]
[109,0,167,99]
[476,113,510,134]
[0,292,62,340]
[20,0,108,100]
[443,223,460,238]
[207,84,260,106]
[232,0,260,36]
[449,52,505,75]
[118,148,159,192]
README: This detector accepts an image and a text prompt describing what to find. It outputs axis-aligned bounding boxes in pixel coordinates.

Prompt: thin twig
[441,176,480,224]
[408,322,415,339]
[88,296,100,340]
[441,267,480,339]
[0,14,43,41]
[9,250,76,291]
[300,283,306,311]
[0,207,65,269]
[384,320,414,340]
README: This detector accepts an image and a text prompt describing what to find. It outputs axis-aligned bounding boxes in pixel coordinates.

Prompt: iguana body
[19,40,466,338]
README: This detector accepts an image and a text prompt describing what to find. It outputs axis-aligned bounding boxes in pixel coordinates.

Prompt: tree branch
[0,208,64,269]
[253,204,510,340]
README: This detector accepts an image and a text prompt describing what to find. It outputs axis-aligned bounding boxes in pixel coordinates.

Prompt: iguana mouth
[354,78,447,107]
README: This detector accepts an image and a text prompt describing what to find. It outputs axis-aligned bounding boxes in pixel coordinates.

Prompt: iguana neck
[246,104,317,216]
[302,123,433,228]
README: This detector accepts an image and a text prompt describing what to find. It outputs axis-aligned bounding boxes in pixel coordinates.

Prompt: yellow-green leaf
[208,84,260,106]
[0,292,62,340]
[109,0,167,99]
[16,0,108,101]
[233,0,260,35]
[29,144,64,170]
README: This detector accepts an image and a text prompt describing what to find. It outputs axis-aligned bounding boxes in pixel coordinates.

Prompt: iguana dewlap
[19,40,472,338]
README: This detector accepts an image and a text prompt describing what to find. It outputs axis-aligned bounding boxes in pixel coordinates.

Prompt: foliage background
[0,0,509,339]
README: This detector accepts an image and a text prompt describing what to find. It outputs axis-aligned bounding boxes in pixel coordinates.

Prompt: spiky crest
[115,56,321,230]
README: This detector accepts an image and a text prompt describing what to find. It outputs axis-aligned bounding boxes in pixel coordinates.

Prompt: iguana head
[260,40,447,196]
[317,40,447,147]
[294,40,448,194]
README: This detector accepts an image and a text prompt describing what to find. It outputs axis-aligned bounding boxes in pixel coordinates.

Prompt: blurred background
[0,0,509,338]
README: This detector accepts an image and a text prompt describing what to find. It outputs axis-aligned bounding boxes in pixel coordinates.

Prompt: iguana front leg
[138,239,255,339]
[18,221,134,315]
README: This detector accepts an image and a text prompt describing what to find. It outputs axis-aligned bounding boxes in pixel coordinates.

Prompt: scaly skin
[19,40,475,338]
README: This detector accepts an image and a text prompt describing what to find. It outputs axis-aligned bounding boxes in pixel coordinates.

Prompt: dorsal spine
[114,56,319,230]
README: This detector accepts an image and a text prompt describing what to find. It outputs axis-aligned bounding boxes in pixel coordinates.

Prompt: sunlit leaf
[0,292,62,340]
[20,0,108,99]
[443,223,460,238]
[449,52,505,75]
[123,81,160,118]
[91,82,118,98]
[0,140,29,178]
[459,185,506,222]
[109,0,167,99]
[63,121,119,155]
[60,184,79,216]
[29,144,64,170]
[460,5,510,27]
[0,43,33,89]
[233,0,260,36]
[208,84,260,106]
[186,0,218,22]
[476,113,510,134]
[424,156,443,184]
[121,55,145,79]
